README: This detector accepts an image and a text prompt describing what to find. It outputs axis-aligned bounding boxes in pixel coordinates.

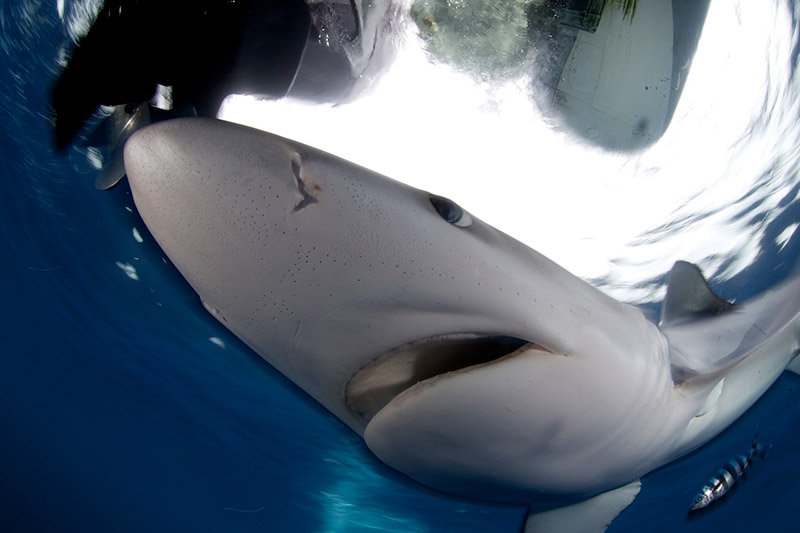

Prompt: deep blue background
[1,2,799,532]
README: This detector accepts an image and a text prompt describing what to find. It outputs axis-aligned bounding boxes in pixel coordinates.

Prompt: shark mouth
[345,334,535,423]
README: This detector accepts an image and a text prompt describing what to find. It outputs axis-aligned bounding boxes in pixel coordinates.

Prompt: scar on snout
[291,154,320,212]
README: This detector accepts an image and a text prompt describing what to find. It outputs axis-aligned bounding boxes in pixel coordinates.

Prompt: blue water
[2,2,800,532]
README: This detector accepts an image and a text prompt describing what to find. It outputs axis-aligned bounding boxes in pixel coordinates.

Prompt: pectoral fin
[523,480,641,533]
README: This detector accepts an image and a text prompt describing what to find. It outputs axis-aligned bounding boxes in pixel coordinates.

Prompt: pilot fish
[690,435,770,511]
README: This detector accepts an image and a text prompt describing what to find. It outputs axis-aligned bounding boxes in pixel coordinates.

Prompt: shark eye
[429,195,473,228]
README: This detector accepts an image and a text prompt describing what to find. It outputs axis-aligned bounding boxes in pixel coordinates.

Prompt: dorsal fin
[660,261,735,327]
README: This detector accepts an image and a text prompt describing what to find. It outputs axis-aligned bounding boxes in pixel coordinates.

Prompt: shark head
[124,117,676,503]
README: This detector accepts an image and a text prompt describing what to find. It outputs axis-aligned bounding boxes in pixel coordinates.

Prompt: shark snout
[124,118,316,223]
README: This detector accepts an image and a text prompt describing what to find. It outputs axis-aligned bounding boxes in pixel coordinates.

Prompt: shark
[122,117,800,532]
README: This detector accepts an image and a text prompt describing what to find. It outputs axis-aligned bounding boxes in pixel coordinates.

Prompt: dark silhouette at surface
[52,0,311,149]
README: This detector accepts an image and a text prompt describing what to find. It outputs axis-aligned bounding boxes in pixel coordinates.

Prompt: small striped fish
[689,435,770,511]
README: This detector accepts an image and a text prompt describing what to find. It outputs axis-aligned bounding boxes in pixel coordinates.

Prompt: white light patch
[86,147,103,170]
[152,84,173,111]
[219,1,798,303]
[64,0,104,43]
[132,227,143,243]
[776,223,798,253]
[314,444,430,533]
[116,262,139,281]
[209,337,226,349]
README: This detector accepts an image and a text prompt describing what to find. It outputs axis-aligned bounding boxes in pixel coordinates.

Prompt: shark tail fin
[660,261,735,327]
